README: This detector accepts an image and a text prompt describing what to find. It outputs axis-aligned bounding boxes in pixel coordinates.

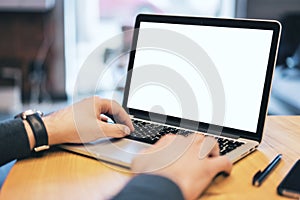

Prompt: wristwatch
[15,110,49,152]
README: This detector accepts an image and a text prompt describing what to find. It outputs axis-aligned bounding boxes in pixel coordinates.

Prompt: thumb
[100,123,131,138]
[208,156,233,177]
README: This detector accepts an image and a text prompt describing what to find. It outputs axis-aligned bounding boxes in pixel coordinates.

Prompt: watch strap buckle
[34,145,50,152]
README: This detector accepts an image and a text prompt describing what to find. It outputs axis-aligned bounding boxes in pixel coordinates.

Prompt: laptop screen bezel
[122,14,281,142]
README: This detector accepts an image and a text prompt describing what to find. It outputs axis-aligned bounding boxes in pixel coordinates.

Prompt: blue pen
[252,154,282,187]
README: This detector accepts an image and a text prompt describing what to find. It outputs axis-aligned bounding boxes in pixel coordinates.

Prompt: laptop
[60,14,281,168]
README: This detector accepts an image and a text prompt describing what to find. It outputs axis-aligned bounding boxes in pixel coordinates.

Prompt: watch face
[15,110,43,119]
[23,110,37,116]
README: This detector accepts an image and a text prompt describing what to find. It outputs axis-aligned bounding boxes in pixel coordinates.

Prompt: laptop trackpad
[62,138,151,167]
[89,138,150,154]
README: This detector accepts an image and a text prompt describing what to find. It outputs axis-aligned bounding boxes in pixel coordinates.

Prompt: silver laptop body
[61,14,281,168]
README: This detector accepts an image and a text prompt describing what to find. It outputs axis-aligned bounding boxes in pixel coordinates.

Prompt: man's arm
[0,119,31,166]
[0,96,133,167]
[112,174,184,200]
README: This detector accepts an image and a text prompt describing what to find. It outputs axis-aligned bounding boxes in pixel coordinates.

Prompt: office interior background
[0,0,300,118]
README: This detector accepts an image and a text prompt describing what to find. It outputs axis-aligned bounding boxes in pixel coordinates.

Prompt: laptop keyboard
[126,119,244,155]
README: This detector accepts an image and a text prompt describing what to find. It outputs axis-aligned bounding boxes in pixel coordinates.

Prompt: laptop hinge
[219,132,240,139]
[205,127,239,139]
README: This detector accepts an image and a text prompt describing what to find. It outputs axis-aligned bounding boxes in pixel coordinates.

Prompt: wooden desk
[1,116,300,199]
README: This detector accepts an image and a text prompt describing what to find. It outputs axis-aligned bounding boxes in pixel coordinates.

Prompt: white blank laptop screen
[127,22,273,133]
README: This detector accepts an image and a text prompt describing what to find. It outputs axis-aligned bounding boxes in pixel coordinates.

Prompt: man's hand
[42,96,134,146]
[131,134,232,200]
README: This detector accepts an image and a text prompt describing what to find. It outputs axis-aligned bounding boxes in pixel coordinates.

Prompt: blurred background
[0,0,300,116]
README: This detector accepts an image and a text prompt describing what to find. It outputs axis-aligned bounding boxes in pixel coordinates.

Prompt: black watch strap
[15,110,49,152]
[26,113,49,152]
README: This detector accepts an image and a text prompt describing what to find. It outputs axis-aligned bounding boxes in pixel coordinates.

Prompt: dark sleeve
[112,174,184,200]
[0,119,31,166]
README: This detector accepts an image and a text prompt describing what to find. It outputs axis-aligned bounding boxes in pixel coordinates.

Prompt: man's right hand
[131,134,232,200]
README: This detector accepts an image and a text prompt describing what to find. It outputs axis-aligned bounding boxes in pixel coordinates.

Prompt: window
[64,0,236,103]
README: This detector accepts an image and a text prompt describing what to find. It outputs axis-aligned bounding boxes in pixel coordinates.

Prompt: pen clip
[252,154,282,187]
[252,170,262,186]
